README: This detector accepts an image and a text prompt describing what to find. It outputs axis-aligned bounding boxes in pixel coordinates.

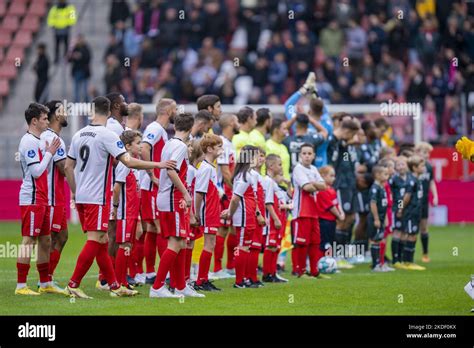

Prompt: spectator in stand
[109,0,130,27]
[268,53,288,97]
[47,0,77,63]
[105,54,122,94]
[69,35,91,102]
[33,43,49,103]
[320,19,344,60]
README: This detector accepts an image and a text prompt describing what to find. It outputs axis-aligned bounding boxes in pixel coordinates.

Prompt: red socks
[96,243,119,290]
[272,250,279,275]
[308,244,321,276]
[156,233,168,258]
[197,250,213,285]
[298,245,308,276]
[170,249,186,290]
[48,249,60,281]
[235,249,248,284]
[131,233,145,276]
[144,231,157,273]
[292,247,299,274]
[263,249,273,276]
[17,262,30,283]
[69,240,101,288]
[246,249,259,282]
[214,235,225,272]
[115,247,129,286]
[37,262,50,283]
[226,233,238,270]
[153,248,177,289]
[380,240,386,265]
[185,247,193,281]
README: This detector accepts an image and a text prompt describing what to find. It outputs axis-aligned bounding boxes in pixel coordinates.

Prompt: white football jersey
[40,128,67,206]
[216,135,236,189]
[292,163,324,218]
[18,132,52,206]
[106,117,125,136]
[140,121,168,191]
[68,125,127,205]
[156,137,189,212]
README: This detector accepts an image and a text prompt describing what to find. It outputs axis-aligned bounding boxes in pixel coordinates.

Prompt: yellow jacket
[47,5,77,30]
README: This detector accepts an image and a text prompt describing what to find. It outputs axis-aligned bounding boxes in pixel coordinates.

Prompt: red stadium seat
[0,79,9,97]
[12,31,32,48]
[0,49,4,63]
[20,15,40,32]
[0,29,12,48]
[28,1,46,17]
[2,16,20,33]
[5,47,24,64]
[0,1,6,17]
[7,1,27,16]
[0,63,17,80]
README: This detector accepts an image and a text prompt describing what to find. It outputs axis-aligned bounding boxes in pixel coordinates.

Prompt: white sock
[146,272,156,278]
[40,282,49,288]
[16,283,27,289]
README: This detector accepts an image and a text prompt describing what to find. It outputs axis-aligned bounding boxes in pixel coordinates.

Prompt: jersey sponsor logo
[117,141,124,149]
[27,150,36,158]
[147,133,155,140]
[57,148,65,156]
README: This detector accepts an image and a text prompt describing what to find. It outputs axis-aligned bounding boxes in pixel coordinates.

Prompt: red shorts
[116,218,138,243]
[292,217,320,246]
[140,189,158,223]
[188,226,203,241]
[265,228,280,248]
[234,227,254,247]
[250,225,263,249]
[76,204,110,232]
[159,209,189,239]
[21,205,51,237]
[219,198,231,227]
[49,205,67,233]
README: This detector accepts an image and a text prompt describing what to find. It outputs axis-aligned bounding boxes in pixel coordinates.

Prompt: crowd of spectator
[103,0,474,143]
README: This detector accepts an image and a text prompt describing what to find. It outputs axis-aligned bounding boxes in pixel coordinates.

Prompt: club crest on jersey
[27,150,36,158]
[57,148,65,156]
[147,133,154,140]
[117,141,124,149]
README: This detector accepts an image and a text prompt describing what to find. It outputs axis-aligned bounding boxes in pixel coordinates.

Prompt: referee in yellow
[232,106,257,155]
[266,118,291,181]
[248,108,272,149]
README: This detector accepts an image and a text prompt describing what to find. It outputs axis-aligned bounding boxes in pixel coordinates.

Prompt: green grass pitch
[0,222,472,315]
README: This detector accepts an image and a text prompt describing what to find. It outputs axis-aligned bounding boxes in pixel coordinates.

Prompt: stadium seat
[5,47,24,65]
[20,15,40,32]
[0,63,17,80]
[0,29,12,48]
[2,16,20,33]
[0,0,6,17]
[0,79,8,97]
[7,1,27,17]
[27,1,46,17]
[12,31,32,48]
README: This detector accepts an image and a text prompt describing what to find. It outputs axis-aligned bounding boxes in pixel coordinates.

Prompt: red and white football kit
[19,132,53,237]
[115,162,140,243]
[140,121,167,222]
[68,124,126,232]
[187,164,202,241]
[262,176,282,248]
[195,159,222,234]
[40,128,67,233]
[217,135,235,227]
[232,172,257,247]
[250,169,265,250]
[291,163,324,246]
[156,137,190,239]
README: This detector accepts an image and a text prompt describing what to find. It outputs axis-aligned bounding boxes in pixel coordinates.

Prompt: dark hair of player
[407,155,425,172]
[331,112,350,122]
[236,106,254,124]
[174,112,194,132]
[379,146,395,159]
[25,102,49,125]
[341,118,360,131]
[256,108,271,127]
[361,119,374,132]
[270,117,284,135]
[105,93,122,109]
[44,100,62,121]
[197,95,220,111]
[309,98,324,116]
[200,133,223,153]
[195,110,213,123]
[374,117,389,129]
[232,144,258,183]
[120,130,142,146]
[299,142,315,153]
[400,149,415,158]
[296,113,309,127]
[92,96,111,115]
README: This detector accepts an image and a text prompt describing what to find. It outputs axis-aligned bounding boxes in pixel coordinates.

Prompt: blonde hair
[407,155,425,171]
[319,165,335,176]
[415,141,433,153]
[128,103,143,118]
[189,139,203,164]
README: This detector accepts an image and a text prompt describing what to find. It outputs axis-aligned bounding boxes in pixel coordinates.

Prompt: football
[318,257,338,274]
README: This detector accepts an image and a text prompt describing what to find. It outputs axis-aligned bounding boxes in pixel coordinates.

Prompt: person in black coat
[69,35,92,102]
[33,43,49,103]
